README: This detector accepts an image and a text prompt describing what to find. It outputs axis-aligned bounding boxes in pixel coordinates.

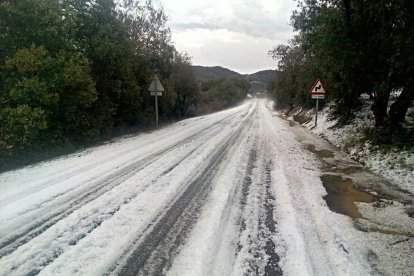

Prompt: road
[0,99,410,275]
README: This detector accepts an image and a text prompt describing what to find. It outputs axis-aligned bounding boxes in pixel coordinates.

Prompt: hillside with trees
[191,65,249,112]
[193,66,276,85]
[192,66,242,81]
[191,66,281,113]
[268,0,414,145]
[195,78,250,114]
[248,70,276,84]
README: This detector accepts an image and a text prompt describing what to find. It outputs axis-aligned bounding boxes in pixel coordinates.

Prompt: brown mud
[321,174,375,218]
[306,144,335,158]
[337,166,362,175]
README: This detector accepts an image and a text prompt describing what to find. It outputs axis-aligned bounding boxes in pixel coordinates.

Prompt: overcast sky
[153,0,297,74]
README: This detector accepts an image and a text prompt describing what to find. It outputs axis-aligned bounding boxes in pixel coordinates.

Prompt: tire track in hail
[21,147,203,276]
[236,108,260,256]
[23,111,252,275]
[0,106,248,208]
[263,160,283,276]
[235,147,283,275]
[111,107,258,276]
[0,108,247,259]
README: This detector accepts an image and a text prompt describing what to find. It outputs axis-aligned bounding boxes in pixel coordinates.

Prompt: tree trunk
[388,81,414,126]
[343,0,352,27]
[371,87,391,128]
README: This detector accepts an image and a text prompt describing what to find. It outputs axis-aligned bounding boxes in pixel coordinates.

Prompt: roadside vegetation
[298,97,414,193]
[0,0,249,171]
[268,0,414,147]
[191,66,277,114]
[195,78,250,115]
[268,0,413,191]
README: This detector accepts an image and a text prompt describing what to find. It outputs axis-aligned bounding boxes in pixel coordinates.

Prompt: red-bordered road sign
[309,78,327,96]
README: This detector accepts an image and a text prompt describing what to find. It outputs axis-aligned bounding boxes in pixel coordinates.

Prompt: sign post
[148,74,164,128]
[155,83,158,128]
[309,78,327,127]
[315,97,319,126]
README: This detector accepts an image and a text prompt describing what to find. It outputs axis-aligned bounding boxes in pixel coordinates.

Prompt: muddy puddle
[321,174,375,218]
[306,144,335,158]
[305,143,364,175]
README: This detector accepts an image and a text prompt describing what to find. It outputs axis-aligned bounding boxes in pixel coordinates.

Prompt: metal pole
[315,98,319,127]
[154,76,158,128]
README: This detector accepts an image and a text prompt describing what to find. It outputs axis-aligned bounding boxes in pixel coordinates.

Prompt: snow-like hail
[0,99,379,275]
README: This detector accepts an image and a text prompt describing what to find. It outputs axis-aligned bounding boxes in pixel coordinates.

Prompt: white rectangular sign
[311,94,325,99]
[150,91,162,96]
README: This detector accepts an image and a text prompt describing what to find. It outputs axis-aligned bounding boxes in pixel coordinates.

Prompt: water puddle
[321,174,375,218]
[306,144,335,158]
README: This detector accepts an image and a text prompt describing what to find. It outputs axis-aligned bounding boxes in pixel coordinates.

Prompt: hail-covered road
[0,99,402,275]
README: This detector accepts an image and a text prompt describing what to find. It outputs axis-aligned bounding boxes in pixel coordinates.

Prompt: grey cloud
[231,1,293,39]
[169,0,294,41]
[171,22,221,31]
[159,0,295,72]
[187,36,277,74]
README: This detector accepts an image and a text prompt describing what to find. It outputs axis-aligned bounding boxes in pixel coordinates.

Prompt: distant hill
[245,70,278,94]
[192,66,242,81]
[247,70,276,84]
[192,65,278,94]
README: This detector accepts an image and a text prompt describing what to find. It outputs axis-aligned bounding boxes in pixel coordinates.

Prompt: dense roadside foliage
[0,0,209,167]
[195,78,250,114]
[269,0,414,139]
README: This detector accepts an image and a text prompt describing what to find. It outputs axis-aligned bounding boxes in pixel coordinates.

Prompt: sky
[153,0,297,74]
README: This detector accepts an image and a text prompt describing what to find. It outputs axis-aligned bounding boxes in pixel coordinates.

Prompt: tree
[197,77,249,114]
[2,46,97,146]
[271,0,414,131]
[168,53,199,117]
[0,106,47,154]
[268,42,316,109]
[0,0,202,164]
[387,1,414,127]
[0,0,73,59]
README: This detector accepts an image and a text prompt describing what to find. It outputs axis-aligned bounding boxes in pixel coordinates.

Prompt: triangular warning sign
[148,75,165,92]
[309,79,326,94]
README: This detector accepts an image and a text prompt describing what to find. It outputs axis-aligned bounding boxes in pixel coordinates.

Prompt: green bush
[0,105,47,154]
